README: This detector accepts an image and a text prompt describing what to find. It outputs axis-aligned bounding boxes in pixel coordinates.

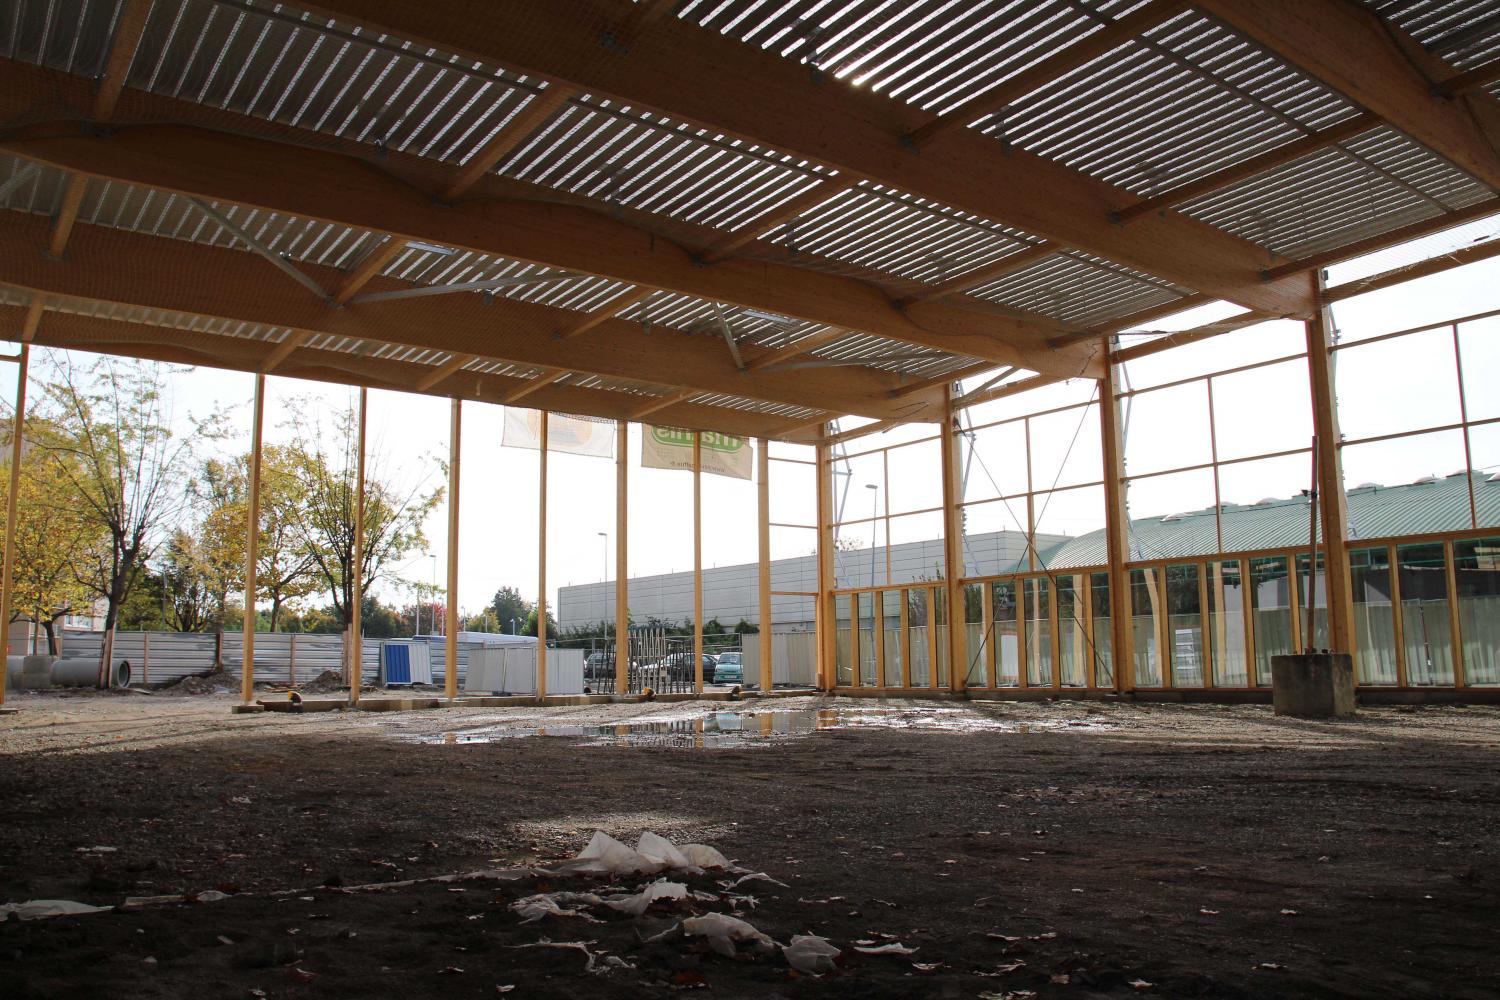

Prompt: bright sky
[6,225,1498,620]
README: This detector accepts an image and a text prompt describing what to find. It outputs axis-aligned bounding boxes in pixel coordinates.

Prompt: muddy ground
[1,692,1498,999]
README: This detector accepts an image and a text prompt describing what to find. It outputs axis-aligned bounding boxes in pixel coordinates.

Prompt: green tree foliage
[32,355,224,666]
[0,428,107,653]
[489,586,532,633]
[289,400,444,630]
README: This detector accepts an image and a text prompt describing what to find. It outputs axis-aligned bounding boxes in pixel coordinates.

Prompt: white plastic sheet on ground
[680,912,777,957]
[0,899,112,921]
[553,831,739,877]
[783,934,841,974]
[603,880,689,916]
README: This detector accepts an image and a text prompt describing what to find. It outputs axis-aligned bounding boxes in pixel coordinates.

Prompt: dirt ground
[1,692,1498,999]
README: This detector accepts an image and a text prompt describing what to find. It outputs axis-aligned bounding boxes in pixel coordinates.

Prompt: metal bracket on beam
[0,162,40,202]
[347,271,578,305]
[189,197,331,303]
[712,303,746,371]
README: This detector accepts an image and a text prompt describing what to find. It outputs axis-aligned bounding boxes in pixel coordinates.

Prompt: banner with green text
[642,426,752,480]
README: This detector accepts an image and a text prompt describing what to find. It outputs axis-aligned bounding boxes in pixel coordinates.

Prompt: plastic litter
[637,831,693,871]
[680,913,777,957]
[0,899,113,921]
[853,942,918,955]
[730,872,788,889]
[680,843,734,870]
[510,892,605,923]
[603,880,689,916]
[783,933,841,974]
[506,939,634,975]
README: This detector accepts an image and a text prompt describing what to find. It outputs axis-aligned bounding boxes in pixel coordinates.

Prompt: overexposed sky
[6,225,1498,619]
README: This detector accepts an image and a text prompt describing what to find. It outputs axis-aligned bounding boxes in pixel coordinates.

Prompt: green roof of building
[1037,470,1500,569]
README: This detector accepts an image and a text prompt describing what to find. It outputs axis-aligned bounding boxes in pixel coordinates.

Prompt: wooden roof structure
[1,0,1498,442]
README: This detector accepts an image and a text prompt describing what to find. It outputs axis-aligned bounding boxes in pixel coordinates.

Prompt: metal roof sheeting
[1040,471,1500,568]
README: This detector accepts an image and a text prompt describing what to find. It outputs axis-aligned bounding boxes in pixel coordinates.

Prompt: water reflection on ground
[408,706,1114,748]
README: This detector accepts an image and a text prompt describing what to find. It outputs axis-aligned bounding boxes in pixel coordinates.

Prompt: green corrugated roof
[1038,470,1500,569]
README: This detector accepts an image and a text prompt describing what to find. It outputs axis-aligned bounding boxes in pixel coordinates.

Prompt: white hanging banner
[642,426,753,481]
[502,409,615,459]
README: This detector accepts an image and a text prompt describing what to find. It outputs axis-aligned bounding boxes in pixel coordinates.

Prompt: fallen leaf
[1051,973,1071,984]
[285,967,317,983]
[671,970,709,989]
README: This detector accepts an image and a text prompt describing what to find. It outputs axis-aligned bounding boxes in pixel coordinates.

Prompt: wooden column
[693,431,704,695]
[757,437,773,692]
[444,398,461,699]
[349,387,368,704]
[615,420,630,693]
[240,373,265,704]
[940,385,966,690]
[815,431,836,690]
[1305,270,1354,652]
[537,411,549,698]
[0,341,29,707]
[1099,339,1135,692]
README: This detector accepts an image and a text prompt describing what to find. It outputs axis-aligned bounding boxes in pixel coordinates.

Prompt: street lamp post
[865,483,879,590]
[597,531,609,627]
[430,553,438,636]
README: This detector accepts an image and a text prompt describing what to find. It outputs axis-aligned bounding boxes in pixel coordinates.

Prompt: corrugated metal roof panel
[1040,471,1498,568]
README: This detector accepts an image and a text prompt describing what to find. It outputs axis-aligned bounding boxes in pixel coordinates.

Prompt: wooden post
[1305,270,1354,652]
[1099,338,1134,692]
[444,398,461,699]
[693,431,704,695]
[939,385,966,690]
[0,340,29,707]
[757,436,773,693]
[537,411,548,698]
[615,420,629,693]
[350,387,367,704]
[241,372,265,704]
[815,433,837,690]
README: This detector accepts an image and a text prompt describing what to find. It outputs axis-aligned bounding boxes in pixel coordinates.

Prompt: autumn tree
[290,400,443,630]
[0,435,106,653]
[33,355,223,683]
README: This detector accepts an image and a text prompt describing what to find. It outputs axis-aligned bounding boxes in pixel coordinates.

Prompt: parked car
[713,651,743,685]
[662,652,719,683]
[584,651,611,680]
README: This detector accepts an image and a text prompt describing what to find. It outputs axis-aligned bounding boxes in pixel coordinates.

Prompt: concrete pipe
[52,657,131,688]
[21,655,56,690]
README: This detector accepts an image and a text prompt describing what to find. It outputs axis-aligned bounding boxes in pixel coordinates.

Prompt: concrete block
[1271,653,1356,718]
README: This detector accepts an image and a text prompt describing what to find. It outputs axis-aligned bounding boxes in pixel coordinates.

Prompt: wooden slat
[441,85,577,201]
[1114,114,1381,225]
[0,210,923,421]
[1262,199,1500,281]
[557,287,650,340]
[47,174,87,259]
[905,0,1191,146]
[415,353,476,392]
[500,368,565,403]
[1198,0,1500,191]
[631,387,695,419]
[92,0,152,122]
[333,239,407,306]
[744,328,845,372]
[292,0,1316,317]
[700,177,855,263]
[0,119,1094,375]
[900,244,1057,306]
[4,303,819,440]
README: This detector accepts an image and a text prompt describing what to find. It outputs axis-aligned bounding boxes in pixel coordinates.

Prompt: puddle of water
[409,707,1114,748]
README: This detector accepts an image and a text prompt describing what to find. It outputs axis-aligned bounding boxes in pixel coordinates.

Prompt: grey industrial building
[558,528,1061,632]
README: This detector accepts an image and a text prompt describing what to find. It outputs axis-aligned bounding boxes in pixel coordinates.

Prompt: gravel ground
[2,691,1498,998]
